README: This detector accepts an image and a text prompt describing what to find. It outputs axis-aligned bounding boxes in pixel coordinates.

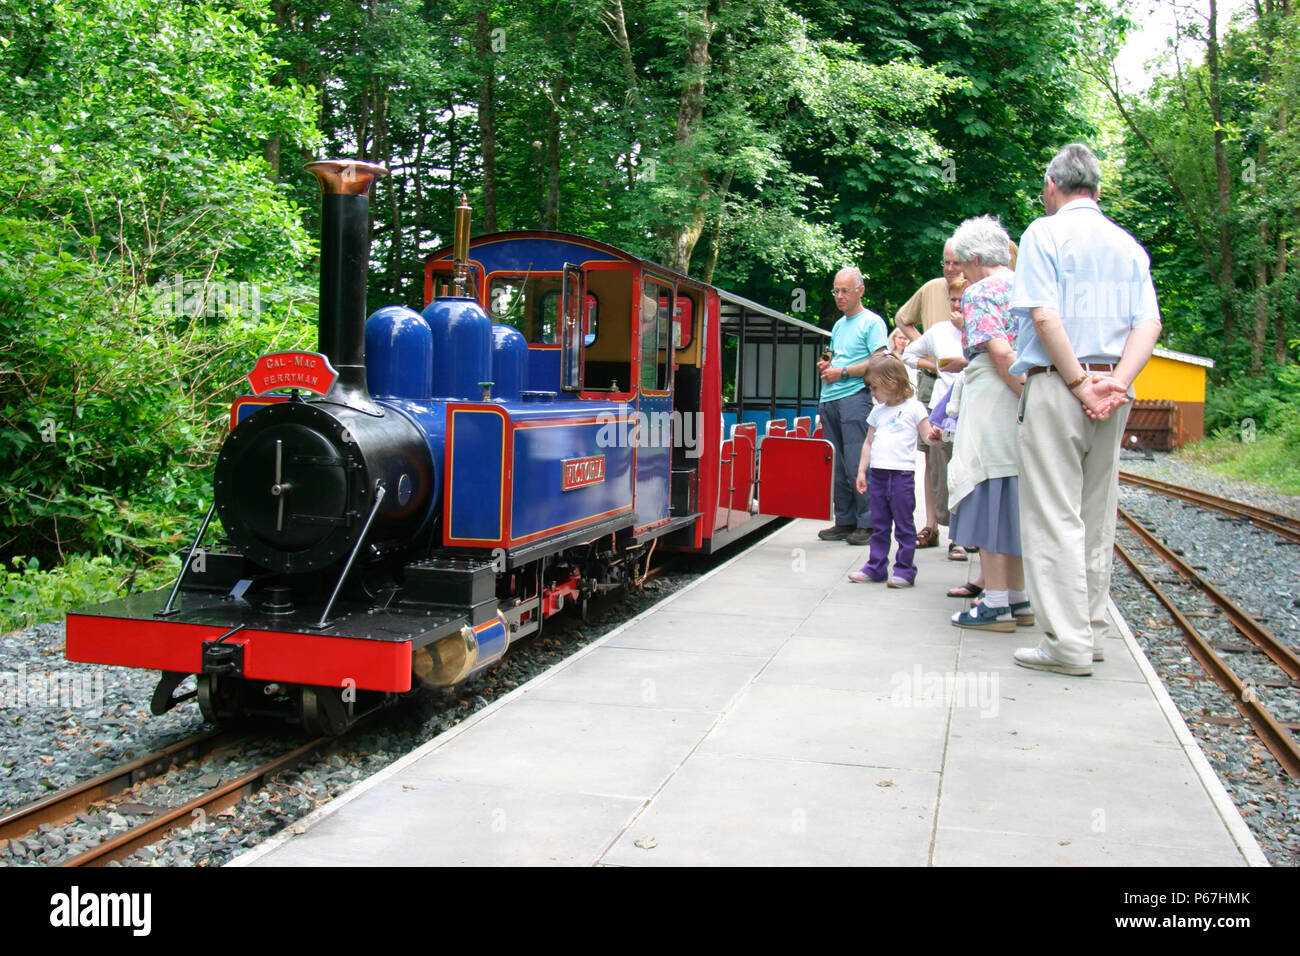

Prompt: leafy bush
[0,554,178,634]
[1203,365,1295,438]
[0,0,321,573]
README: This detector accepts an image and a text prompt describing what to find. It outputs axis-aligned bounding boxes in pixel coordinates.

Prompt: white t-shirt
[867,398,929,471]
[902,321,964,409]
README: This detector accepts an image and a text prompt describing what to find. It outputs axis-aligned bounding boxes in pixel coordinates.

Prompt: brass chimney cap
[306,159,389,195]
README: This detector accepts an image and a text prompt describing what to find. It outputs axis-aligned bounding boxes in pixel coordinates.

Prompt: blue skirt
[949,476,1021,555]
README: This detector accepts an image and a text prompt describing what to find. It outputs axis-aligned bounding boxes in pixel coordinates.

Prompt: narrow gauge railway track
[0,726,341,867]
[1114,505,1300,779]
[1118,471,1300,544]
[0,728,236,845]
[65,557,692,866]
[60,735,337,867]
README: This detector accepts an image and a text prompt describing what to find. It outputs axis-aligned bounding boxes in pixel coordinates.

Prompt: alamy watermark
[596,407,702,459]
[889,665,999,718]
[0,664,106,717]
[1058,277,1153,320]
[151,275,261,320]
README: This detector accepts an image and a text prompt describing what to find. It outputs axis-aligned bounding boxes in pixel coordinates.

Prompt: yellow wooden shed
[1128,347,1215,448]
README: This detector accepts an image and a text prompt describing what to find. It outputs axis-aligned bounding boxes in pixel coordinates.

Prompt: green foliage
[1193,363,1300,494]
[1096,3,1300,377]
[1203,365,1295,437]
[266,0,1005,319]
[789,0,1095,316]
[0,0,322,569]
[1,553,178,633]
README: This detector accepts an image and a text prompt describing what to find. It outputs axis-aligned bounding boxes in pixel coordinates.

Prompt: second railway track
[1120,469,1300,543]
[1115,506,1300,778]
[1112,464,1300,864]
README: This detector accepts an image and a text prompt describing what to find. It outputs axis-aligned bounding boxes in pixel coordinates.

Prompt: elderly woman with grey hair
[945,215,1031,631]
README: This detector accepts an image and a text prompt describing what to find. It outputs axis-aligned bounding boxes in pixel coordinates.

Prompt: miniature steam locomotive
[65,160,835,734]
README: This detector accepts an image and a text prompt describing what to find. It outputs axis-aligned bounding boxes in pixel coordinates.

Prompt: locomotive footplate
[66,588,469,694]
[501,513,635,569]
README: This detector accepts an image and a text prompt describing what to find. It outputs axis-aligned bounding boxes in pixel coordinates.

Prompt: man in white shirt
[1009,143,1162,676]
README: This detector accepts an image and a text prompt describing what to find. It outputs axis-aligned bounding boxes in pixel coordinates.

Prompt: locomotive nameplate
[561,455,605,491]
[246,351,339,396]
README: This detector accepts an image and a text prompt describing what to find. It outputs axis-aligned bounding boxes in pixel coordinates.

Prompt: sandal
[946,582,983,599]
[973,596,1035,626]
[948,543,968,561]
[916,526,939,549]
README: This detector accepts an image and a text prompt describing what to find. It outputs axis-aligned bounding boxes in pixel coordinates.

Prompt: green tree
[1086,0,1299,375]
[788,0,1095,316]
[0,0,321,566]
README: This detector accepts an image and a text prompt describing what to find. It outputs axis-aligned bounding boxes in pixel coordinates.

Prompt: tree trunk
[1251,225,1268,375]
[264,135,280,182]
[544,97,560,230]
[475,9,498,232]
[355,85,371,159]
[701,170,733,285]
[377,91,403,303]
[413,101,427,308]
[604,0,642,188]
[448,91,458,239]
[1207,0,1238,345]
[1272,100,1289,364]
[663,5,714,274]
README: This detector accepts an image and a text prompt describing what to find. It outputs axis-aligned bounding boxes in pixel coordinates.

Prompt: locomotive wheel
[299,685,353,737]
[197,674,241,724]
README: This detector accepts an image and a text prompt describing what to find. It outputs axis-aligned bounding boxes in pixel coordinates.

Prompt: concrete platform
[232,518,1266,868]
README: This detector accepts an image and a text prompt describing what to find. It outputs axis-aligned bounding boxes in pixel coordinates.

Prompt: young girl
[849,354,937,587]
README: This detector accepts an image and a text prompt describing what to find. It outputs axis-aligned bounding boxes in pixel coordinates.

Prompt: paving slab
[601,754,937,867]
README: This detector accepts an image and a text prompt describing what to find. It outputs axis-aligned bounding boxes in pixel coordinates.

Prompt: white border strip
[1108,596,1270,867]
[227,520,786,867]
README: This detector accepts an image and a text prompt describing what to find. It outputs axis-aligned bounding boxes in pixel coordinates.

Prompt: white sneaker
[1013,647,1092,677]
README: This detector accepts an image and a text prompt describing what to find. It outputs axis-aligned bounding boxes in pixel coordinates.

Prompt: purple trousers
[860,467,917,582]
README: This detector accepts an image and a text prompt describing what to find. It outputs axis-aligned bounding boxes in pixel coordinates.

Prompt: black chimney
[306,160,388,411]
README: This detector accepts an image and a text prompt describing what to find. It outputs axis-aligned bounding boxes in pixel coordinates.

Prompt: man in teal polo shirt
[817,267,888,546]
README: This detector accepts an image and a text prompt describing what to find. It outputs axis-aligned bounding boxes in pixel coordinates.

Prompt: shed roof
[1152,346,1215,369]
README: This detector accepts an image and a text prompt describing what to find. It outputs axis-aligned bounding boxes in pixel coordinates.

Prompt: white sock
[984,589,1009,608]
[1010,589,1028,605]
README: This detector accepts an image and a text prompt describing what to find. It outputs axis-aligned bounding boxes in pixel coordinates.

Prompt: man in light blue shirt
[816,267,888,545]
[1009,143,1162,676]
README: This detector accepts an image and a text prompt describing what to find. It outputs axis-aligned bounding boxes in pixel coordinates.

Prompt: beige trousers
[1016,372,1131,666]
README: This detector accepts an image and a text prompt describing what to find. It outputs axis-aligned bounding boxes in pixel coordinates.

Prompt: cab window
[488,274,562,343]
[640,279,672,391]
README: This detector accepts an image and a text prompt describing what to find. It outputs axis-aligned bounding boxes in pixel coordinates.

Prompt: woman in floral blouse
[946,216,1031,632]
